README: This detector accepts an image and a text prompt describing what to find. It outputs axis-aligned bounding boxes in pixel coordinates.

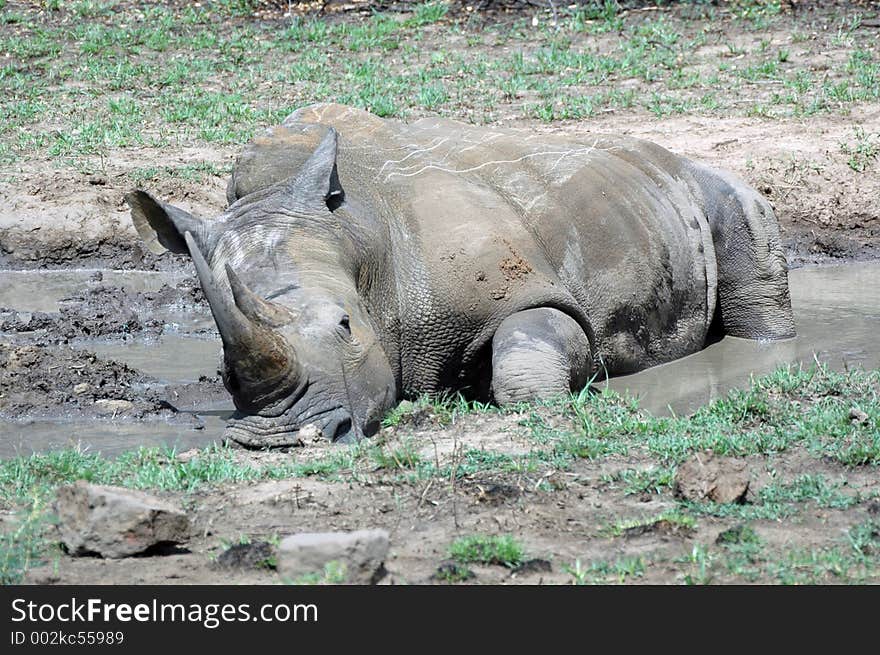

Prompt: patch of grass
[565,555,647,584]
[432,561,475,583]
[371,441,423,472]
[847,518,880,558]
[0,442,372,510]
[603,466,676,495]
[289,561,348,585]
[840,126,879,172]
[405,1,449,28]
[768,545,874,584]
[382,393,494,429]
[570,363,880,467]
[681,543,716,584]
[605,510,697,538]
[669,516,880,584]
[0,496,56,584]
[3,1,880,165]
[715,524,760,546]
[683,474,861,521]
[449,534,525,568]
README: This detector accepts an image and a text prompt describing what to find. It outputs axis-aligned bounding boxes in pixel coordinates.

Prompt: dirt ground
[19,421,880,585]
[2,1,880,584]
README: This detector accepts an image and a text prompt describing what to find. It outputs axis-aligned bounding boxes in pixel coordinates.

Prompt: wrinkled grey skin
[127,103,795,447]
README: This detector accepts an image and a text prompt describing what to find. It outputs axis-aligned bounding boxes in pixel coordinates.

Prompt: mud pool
[0,262,877,458]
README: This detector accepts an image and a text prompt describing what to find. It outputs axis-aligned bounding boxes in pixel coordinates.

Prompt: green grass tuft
[449,534,525,568]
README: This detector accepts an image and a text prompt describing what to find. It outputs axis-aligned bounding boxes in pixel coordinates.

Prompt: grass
[0,442,374,509]
[605,510,697,538]
[449,534,525,569]
[288,561,349,585]
[602,466,677,495]
[0,496,55,584]
[2,2,880,166]
[681,473,861,521]
[565,556,648,585]
[840,126,879,172]
[703,518,880,584]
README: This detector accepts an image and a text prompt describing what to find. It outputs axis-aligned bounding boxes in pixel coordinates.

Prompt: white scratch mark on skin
[376,137,451,176]
[455,132,505,155]
[382,144,602,182]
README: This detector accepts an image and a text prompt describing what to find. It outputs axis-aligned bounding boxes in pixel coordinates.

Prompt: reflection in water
[606,262,880,415]
[0,261,878,456]
[82,334,222,384]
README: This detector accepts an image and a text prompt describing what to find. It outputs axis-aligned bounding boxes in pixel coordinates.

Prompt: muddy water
[0,416,229,459]
[608,261,880,414]
[83,335,221,383]
[0,262,877,457]
[0,269,187,313]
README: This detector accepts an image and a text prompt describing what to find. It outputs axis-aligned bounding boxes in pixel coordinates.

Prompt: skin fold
[127,103,795,447]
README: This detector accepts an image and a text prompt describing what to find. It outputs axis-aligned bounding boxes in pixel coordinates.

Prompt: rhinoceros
[126,103,795,447]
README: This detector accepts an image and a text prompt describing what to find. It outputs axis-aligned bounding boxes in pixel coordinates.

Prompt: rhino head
[126,129,396,446]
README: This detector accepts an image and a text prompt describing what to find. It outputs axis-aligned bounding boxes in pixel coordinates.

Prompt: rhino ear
[292,128,345,211]
[125,190,207,255]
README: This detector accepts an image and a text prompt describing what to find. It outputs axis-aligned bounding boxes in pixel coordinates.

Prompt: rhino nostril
[329,416,352,442]
[316,408,354,442]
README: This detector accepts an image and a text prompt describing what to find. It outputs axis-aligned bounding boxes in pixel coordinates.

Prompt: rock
[54,481,190,558]
[512,558,552,575]
[298,423,323,442]
[72,383,91,395]
[277,530,390,584]
[674,452,750,504]
[850,407,869,425]
[93,399,134,415]
[216,541,276,570]
[176,448,200,463]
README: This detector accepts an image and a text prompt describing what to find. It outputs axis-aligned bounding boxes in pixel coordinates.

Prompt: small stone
[176,448,200,463]
[72,383,91,395]
[54,481,190,558]
[849,407,869,425]
[277,529,390,584]
[216,541,276,570]
[674,451,750,504]
[298,423,323,442]
[513,558,552,575]
[94,399,134,415]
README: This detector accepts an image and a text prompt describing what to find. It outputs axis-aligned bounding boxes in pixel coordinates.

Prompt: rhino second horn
[183,232,300,406]
[225,264,293,328]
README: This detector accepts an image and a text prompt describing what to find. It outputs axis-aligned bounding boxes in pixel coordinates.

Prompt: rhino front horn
[184,232,300,409]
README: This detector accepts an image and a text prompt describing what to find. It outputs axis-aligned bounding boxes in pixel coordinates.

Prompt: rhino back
[232,104,718,388]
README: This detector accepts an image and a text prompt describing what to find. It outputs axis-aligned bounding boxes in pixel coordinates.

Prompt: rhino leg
[692,163,796,340]
[490,308,593,405]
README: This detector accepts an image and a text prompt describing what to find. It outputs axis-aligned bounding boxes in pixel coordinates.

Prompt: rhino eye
[338,314,351,336]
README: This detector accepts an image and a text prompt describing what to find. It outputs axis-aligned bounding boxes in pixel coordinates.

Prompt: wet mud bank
[0,265,229,457]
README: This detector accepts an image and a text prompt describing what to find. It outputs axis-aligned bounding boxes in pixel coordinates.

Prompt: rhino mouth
[224,405,361,448]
